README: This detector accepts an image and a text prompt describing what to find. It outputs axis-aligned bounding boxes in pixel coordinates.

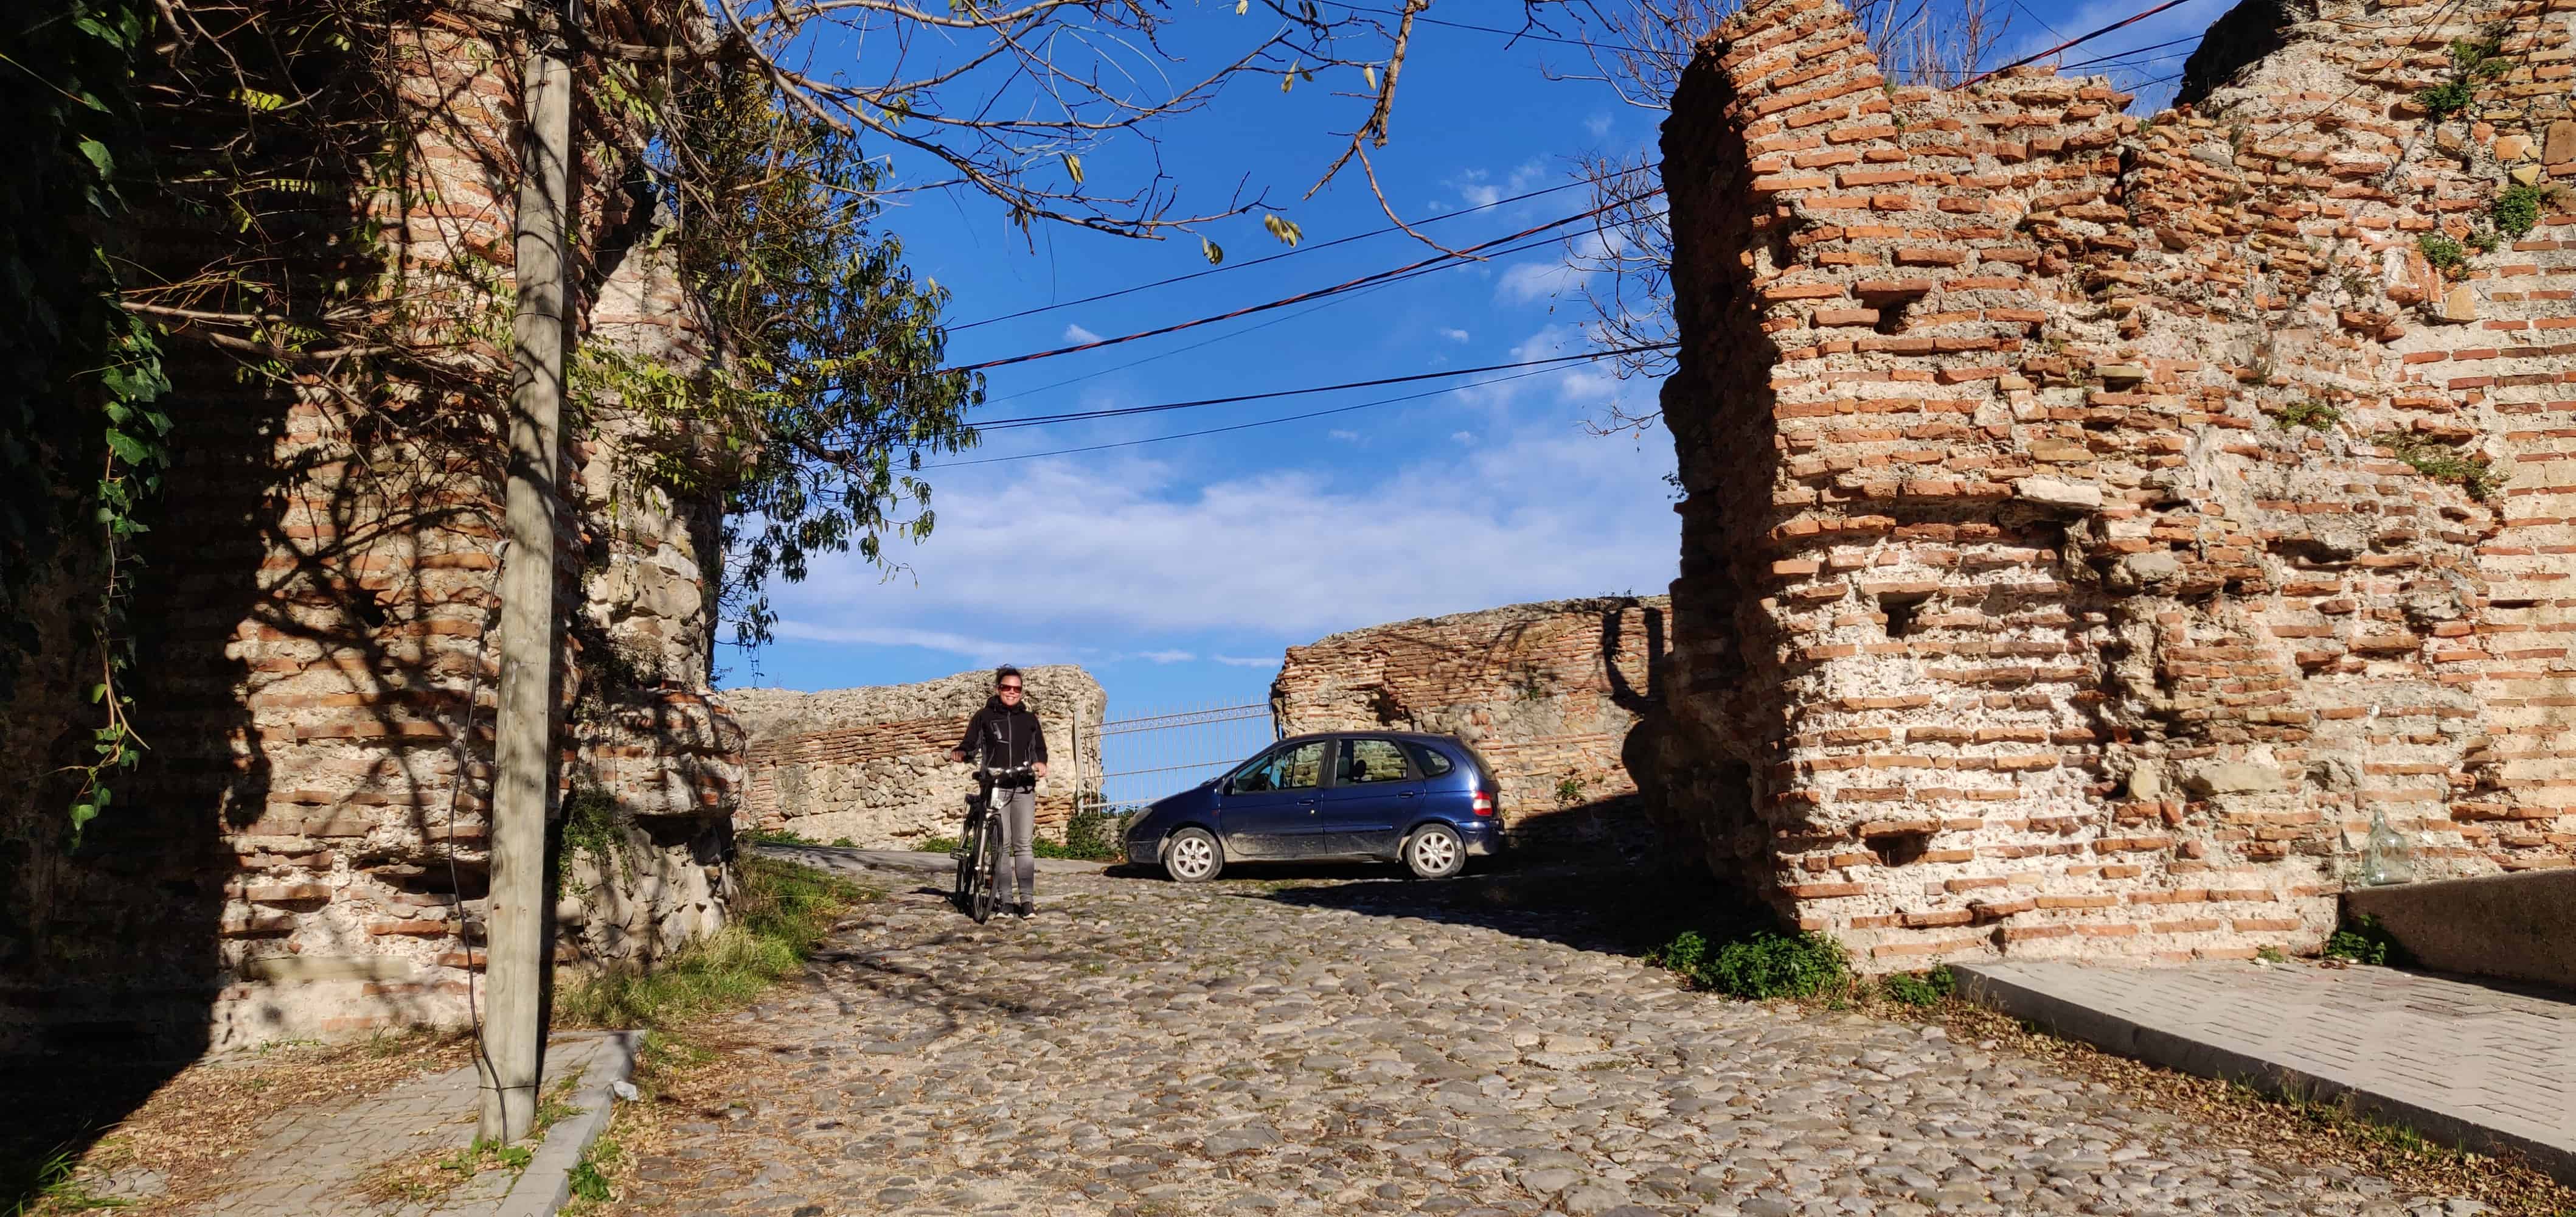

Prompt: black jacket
[957,696,1047,779]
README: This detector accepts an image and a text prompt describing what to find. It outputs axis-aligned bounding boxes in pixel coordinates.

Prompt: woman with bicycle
[949,666,1049,918]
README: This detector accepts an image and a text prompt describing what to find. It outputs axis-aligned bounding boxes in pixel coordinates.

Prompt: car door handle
[1398,790,1418,798]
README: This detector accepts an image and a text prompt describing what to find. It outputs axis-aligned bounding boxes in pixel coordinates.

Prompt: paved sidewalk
[184,1030,637,1217]
[1956,960,2576,1184]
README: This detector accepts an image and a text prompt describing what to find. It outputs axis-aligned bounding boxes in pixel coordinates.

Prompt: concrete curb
[493,1030,643,1216]
[1953,964,2576,1185]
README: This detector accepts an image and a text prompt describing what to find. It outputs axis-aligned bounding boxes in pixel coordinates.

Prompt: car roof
[1274,730,1464,747]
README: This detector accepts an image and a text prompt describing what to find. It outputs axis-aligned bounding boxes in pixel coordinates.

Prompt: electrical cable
[950,190,1662,373]
[950,175,1602,332]
[928,364,1579,468]
[971,342,1678,431]
[1962,0,2203,86]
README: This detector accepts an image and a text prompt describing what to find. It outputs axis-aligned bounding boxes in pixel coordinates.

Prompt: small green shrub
[2257,945,2290,964]
[2416,37,2508,119]
[741,826,822,846]
[2492,182,2548,239]
[2418,232,2470,277]
[2464,226,2501,254]
[2324,913,2411,966]
[1043,807,1127,861]
[1653,929,1852,1000]
[2271,401,2342,431]
[915,835,960,853]
[1879,966,1956,1006]
[2375,431,2504,500]
[557,854,881,1030]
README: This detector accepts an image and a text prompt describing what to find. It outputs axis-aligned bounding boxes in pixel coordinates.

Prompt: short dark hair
[994,665,1023,686]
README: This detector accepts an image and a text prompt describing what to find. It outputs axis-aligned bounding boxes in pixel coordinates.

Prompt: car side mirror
[1217,779,1232,796]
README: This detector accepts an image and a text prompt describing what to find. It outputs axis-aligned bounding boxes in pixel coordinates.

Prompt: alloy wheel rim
[1173,837,1213,877]
[1415,832,1457,873]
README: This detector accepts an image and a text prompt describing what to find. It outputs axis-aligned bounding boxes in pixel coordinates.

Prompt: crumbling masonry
[1650,0,2576,968]
[0,4,743,1050]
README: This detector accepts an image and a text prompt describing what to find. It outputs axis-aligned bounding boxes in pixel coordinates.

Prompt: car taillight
[1471,790,1495,817]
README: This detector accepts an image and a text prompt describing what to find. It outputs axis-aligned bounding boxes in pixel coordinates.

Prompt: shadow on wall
[0,24,550,1202]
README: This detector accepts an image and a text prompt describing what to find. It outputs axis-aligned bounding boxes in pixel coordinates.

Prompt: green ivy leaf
[75,138,114,176]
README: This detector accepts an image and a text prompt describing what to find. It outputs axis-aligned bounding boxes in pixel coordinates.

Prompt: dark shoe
[1013,901,1033,919]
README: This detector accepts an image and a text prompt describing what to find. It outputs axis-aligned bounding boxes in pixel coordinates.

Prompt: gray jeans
[992,786,1035,902]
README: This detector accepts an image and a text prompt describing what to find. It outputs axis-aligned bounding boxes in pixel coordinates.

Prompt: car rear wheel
[1165,828,1224,883]
[1403,824,1465,879]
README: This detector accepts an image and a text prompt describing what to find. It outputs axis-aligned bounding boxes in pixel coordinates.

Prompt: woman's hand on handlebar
[1032,761,1048,779]
[948,748,967,764]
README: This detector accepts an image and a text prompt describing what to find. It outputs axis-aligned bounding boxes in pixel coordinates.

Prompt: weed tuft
[1652,929,1852,1000]
[2492,182,2548,239]
[556,854,880,1030]
[2418,232,2470,277]
[2374,431,2503,500]
[1879,966,1957,1006]
[2325,912,2412,967]
[2270,401,2341,431]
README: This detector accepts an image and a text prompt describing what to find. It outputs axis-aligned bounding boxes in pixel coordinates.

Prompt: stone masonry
[1272,598,1667,841]
[0,3,744,1051]
[731,666,1105,848]
[1652,0,2576,969]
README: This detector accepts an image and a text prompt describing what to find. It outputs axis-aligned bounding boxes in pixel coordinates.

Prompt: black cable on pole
[950,176,1600,332]
[971,342,1679,431]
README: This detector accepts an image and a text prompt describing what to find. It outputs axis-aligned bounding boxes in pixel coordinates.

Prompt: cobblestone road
[606,854,2464,1217]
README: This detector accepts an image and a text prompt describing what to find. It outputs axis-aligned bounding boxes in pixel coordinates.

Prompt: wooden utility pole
[479,14,573,1145]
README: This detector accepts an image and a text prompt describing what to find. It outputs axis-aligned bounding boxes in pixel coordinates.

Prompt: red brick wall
[1656,0,2576,969]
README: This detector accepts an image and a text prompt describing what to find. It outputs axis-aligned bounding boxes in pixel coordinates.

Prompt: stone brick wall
[1272,598,1667,840]
[732,666,1106,847]
[0,5,744,1051]
[1654,0,2576,970]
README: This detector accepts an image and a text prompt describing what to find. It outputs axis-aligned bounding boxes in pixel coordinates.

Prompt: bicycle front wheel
[973,812,1006,924]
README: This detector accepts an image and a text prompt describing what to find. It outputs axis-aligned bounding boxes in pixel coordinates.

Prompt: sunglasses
[999,685,1022,692]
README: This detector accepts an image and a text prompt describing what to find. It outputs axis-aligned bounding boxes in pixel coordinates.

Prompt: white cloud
[1137,649,1196,664]
[1438,327,1471,342]
[766,413,1680,641]
[1063,323,1103,344]
[770,621,1077,666]
[1585,113,1613,138]
[1327,429,1361,442]
[1446,159,1550,211]
[1214,655,1280,669]
[1498,259,1585,304]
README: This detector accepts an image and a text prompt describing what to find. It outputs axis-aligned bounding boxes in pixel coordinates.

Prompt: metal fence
[1078,700,1278,818]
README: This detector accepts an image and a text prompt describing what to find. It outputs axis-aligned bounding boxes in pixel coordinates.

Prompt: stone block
[2182,763,2282,797]
[2015,476,2103,512]
[239,956,420,983]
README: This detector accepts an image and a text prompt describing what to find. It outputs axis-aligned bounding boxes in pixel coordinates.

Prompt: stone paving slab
[185,1029,639,1217]
[1956,960,2576,1184]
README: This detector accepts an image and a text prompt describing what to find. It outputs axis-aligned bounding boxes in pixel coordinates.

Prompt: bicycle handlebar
[974,763,1037,785]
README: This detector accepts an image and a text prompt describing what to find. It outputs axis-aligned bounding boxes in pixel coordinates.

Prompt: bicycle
[953,763,1032,922]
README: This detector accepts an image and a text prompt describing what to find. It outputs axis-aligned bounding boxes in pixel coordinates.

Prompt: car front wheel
[1403,823,1465,879]
[1165,827,1224,883]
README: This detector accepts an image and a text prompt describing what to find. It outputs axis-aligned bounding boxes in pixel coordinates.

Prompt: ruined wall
[732,666,1105,847]
[1656,0,2576,970]
[0,5,744,1051]
[1272,598,1667,840]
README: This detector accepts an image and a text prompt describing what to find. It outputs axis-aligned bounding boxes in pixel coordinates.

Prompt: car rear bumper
[1460,820,1503,857]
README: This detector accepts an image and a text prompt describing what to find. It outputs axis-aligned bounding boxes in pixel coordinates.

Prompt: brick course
[1654,0,2576,969]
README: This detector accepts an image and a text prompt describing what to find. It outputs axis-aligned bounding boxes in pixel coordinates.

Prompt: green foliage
[1651,929,1852,1000]
[1045,807,1127,861]
[916,835,962,854]
[2271,402,2342,431]
[2375,431,2504,500]
[2418,232,2470,277]
[2492,183,2549,239]
[2324,913,2411,966]
[1878,966,1956,1006]
[567,1157,612,1204]
[2256,944,2290,964]
[1,0,171,840]
[557,854,881,1030]
[740,826,824,846]
[560,788,626,867]
[648,69,984,649]
[1554,776,1590,807]
[2415,37,2509,119]
[2463,226,2501,254]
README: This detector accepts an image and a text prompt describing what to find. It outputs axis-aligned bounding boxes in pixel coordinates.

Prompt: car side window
[1404,743,1454,777]
[1341,738,1412,784]
[1235,742,1327,792]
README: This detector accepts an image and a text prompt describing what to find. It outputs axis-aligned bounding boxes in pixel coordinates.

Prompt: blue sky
[721,0,2229,719]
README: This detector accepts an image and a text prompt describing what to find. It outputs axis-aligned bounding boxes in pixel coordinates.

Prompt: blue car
[1122,731,1504,882]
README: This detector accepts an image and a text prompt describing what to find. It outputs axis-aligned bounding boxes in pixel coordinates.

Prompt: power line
[949,175,1599,332]
[930,366,1578,468]
[973,343,1680,431]
[2060,32,2202,70]
[952,191,1661,373]
[1963,0,2204,86]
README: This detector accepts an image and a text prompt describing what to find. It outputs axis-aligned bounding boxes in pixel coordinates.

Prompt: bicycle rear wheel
[973,812,1007,924]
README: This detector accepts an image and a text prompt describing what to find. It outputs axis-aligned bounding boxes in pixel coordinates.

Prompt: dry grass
[9,1030,473,1215]
[1917,1001,2576,1217]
